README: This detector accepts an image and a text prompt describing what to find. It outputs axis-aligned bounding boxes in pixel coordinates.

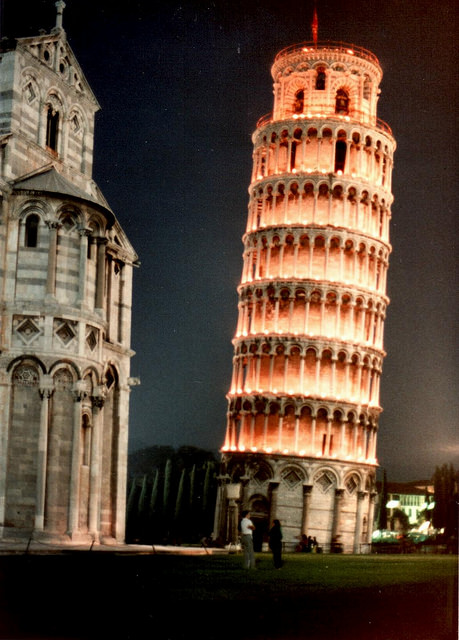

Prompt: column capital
[39,374,54,399]
[239,474,250,486]
[78,226,92,237]
[45,220,62,230]
[92,395,105,410]
[73,380,88,402]
[216,474,231,486]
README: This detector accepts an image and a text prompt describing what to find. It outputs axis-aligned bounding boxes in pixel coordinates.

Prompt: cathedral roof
[12,166,115,225]
[15,32,100,109]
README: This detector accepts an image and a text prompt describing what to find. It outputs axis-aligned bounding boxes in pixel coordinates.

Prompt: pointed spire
[55,1,66,32]
[312,1,318,47]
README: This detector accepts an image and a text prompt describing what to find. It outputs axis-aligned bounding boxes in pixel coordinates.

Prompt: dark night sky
[3,0,458,481]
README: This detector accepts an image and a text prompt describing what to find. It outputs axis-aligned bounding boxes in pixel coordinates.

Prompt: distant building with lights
[385,481,434,527]
[0,4,138,544]
[213,35,396,552]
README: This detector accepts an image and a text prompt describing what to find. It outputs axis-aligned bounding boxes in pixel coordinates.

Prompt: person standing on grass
[240,510,256,569]
[268,519,283,568]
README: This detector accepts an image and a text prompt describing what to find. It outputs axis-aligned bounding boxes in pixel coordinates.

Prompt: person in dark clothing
[268,519,283,568]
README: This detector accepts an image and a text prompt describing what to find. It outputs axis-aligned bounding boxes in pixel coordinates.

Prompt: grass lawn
[0,552,456,639]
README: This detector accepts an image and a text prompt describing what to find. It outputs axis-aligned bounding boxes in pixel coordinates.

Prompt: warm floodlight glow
[218,37,394,552]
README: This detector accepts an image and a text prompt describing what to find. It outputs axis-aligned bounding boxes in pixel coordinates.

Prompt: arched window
[335,89,349,115]
[25,214,39,247]
[46,105,59,152]
[335,140,347,172]
[293,89,304,113]
[315,68,326,90]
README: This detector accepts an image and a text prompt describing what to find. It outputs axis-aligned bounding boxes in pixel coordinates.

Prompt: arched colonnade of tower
[252,123,393,192]
[214,453,377,553]
[235,284,387,348]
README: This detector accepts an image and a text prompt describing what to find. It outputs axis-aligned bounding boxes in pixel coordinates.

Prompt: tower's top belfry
[265,41,386,133]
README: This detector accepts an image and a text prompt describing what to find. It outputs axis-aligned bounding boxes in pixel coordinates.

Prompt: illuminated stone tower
[0,4,138,544]
[214,37,395,552]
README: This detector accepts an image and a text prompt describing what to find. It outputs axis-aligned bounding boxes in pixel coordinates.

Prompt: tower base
[213,452,377,554]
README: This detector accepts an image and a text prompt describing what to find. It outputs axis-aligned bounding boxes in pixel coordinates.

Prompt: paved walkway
[0,537,228,555]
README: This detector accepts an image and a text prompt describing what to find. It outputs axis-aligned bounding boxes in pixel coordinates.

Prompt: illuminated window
[24,214,39,247]
[335,89,349,115]
[315,68,326,90]
[293,89,304,113]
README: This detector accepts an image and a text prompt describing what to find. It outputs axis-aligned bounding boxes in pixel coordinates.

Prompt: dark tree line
[125,445,219,545]
[432,463,458,541]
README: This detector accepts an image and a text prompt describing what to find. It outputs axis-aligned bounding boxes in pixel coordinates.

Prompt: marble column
[353,490,366,553]
[301,484,313,535]
[67,381,86,538]
[95,238,107,310]
[88,390,105,541]
[331,488,344,543]
[268,480,280,524]
[77,226,91,306]
[35,376,54,531]
[46,222,60,298]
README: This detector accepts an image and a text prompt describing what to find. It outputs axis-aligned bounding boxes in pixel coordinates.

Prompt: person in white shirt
[240,510,256,569]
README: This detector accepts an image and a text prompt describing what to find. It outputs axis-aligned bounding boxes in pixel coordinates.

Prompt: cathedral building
[0,3,138,544]
[213,36,396,552]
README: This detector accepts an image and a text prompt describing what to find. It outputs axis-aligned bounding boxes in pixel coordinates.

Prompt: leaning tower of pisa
[213,40,395,553]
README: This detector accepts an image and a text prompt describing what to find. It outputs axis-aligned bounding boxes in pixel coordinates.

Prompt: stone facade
[214,41,395,553]
[0,5,138,544]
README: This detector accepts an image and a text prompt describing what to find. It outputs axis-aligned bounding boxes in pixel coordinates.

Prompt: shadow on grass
[0,553,456,640]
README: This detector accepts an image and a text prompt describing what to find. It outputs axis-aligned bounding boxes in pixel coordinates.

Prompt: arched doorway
[249,495,270,552]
